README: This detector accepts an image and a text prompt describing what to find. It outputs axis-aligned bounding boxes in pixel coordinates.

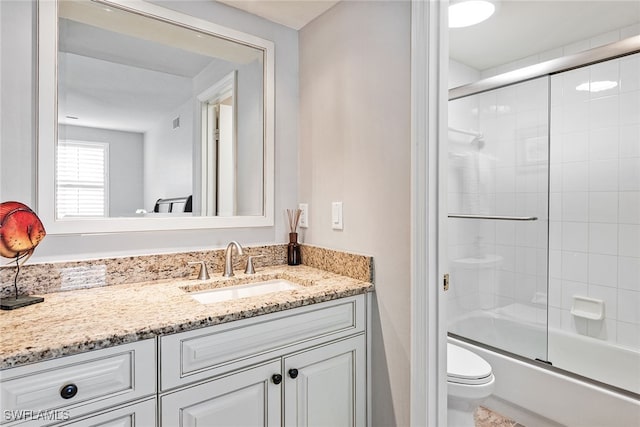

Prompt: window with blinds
[56,141,108,218]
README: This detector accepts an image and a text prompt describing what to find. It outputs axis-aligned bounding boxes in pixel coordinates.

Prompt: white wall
[0,0,298,262]
[298,1,411,425]
[144,98,194,211]
[0,0,36,202]
[59,124,144,217]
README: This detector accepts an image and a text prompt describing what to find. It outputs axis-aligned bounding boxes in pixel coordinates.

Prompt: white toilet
[447,343,495,427]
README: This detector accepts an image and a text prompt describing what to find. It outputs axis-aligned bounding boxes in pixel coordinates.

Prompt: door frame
[410,1,449,426]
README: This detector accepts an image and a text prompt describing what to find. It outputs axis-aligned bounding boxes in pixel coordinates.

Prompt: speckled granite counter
[0,265,373,370]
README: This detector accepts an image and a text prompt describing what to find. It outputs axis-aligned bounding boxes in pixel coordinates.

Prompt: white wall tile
[617,321,640,348]
[619,192,640,224]
[588,253,618,287]
[563,161,588,191]
[618,289,640,323]
[589,192,618,223]
[563,102,589,133]
[619,157,640,191]
[619,124,640,157]
[563,131,589,162]
[619,224,640,257]
[620,90,640,126]
[589,95,619,130]
[588,223,618,255]
[589,127,619,161]
[562,251,588,282]
[589,284,618,319]
[589,159,618,192]
[561,192,588,222]
[562,221,589,252]
[618,256,640,291]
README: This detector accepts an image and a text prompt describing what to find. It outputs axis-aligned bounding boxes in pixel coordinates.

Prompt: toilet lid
[447,343,493,385]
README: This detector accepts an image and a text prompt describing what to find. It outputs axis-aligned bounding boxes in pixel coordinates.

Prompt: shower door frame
[446,34,640,392]
[450,35,640,101]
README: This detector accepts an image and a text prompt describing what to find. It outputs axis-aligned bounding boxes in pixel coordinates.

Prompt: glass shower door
[447,76,550,362]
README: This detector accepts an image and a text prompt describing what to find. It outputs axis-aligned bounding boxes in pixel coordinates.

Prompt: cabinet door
[284,336,366,427]
[160,360,281,427]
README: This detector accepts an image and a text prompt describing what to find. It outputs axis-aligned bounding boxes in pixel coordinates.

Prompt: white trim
[37,0,275,234]
[198,71,238,217]
[410,1,448,426]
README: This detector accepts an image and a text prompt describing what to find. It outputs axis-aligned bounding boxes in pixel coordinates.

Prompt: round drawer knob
[288,368,299,379]
[60,383,78,399]
[271,374,282,385]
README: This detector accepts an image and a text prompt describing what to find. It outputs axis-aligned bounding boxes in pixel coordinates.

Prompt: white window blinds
[56,141,108,218]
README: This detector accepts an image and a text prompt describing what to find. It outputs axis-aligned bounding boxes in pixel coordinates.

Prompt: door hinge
[443,273,450,291]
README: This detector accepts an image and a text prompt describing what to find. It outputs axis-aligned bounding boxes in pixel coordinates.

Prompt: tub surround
[0,245,373,369]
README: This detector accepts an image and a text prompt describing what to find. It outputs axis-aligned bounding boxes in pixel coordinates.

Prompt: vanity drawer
[160,295,365,390]
[0,340,156,426]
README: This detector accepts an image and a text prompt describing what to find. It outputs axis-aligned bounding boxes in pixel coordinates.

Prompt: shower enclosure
[447,44,640,398]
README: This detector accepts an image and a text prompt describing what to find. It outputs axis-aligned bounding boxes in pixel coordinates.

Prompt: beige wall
[299,1,411,425]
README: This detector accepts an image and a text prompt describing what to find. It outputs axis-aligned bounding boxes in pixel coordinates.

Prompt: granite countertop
[0,265,373,370]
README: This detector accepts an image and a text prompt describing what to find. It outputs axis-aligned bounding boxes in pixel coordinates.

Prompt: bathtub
[449,307,640,427]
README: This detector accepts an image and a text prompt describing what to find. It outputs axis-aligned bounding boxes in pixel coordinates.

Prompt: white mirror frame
[37,0,275,234]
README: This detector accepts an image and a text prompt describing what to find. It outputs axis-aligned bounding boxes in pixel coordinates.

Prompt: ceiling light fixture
[576,81,618,93]
[449,0,496,28]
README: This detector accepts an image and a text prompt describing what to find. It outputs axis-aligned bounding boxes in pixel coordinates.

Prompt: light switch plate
[331,202,343,230]
[298,203,308,228]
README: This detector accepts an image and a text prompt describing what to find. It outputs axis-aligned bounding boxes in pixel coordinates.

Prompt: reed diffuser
[286,208,302,265]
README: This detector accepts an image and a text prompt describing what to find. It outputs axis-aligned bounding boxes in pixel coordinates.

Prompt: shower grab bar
[448,214,538,221]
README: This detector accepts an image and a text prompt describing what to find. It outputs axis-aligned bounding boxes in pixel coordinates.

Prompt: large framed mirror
[37,0,274,234]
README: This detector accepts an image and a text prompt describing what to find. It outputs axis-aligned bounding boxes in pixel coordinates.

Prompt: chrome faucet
[223,241,244,277]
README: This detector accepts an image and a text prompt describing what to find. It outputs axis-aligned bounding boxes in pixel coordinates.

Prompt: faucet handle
[188,261,210,280]
[244,255,265,275]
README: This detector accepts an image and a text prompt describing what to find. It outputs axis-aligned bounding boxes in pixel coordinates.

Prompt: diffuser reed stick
[287,208,302,233]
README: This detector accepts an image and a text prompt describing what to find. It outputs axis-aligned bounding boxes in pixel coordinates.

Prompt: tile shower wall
[448,77,549,359]
[549,52,640,349]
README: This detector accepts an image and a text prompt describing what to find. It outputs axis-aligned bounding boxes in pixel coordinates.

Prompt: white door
[283,336,366,427]
[160,360,281,427]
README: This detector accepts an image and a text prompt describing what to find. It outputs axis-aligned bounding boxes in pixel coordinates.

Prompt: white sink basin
[190,279,302,304]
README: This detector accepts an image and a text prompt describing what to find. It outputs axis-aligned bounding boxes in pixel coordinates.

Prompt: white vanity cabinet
[283,336,365,427]
[159,295,368,427]
[161,359,282,426]
[0,340,156,427]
